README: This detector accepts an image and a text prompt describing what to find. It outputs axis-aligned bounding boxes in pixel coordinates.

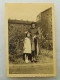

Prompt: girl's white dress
[23,37,31,54]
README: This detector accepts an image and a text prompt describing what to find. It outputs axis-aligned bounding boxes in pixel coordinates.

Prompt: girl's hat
[25,31,28,34]
[25,31,31,34]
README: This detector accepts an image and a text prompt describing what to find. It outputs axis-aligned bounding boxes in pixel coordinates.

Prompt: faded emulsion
[6,3,56,77]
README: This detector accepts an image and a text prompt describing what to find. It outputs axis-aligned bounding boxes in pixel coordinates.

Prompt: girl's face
[27,32,30,37]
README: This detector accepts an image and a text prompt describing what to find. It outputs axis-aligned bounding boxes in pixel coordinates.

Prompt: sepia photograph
[5,3,56,77]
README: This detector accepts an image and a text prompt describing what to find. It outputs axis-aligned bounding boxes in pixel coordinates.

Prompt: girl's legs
[32,51,37,62]
[32,51,35,61]
[25,53,29,63]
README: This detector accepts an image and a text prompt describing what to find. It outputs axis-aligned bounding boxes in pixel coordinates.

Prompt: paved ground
[9,63,54,74]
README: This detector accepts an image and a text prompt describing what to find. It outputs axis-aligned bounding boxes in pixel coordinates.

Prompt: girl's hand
[33,35,37,38]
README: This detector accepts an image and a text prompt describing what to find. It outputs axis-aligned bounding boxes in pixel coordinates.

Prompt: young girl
[23,31,31,63]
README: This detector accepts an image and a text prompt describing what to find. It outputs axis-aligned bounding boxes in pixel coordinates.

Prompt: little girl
[23,31,31,63]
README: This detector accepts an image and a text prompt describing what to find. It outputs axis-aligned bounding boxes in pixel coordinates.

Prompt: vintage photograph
[5,3,56,77]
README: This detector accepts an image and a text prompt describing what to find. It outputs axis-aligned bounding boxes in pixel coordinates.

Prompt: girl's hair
[26,32,31,37]
[26,33,27,37]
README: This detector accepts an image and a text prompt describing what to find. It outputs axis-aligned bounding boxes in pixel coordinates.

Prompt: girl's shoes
[25,60,29,63]
[31,60,34,63]
[31,60,37,63]
[34,60,37,63]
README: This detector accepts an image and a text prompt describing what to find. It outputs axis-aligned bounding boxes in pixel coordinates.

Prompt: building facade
[37,8,52,40]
